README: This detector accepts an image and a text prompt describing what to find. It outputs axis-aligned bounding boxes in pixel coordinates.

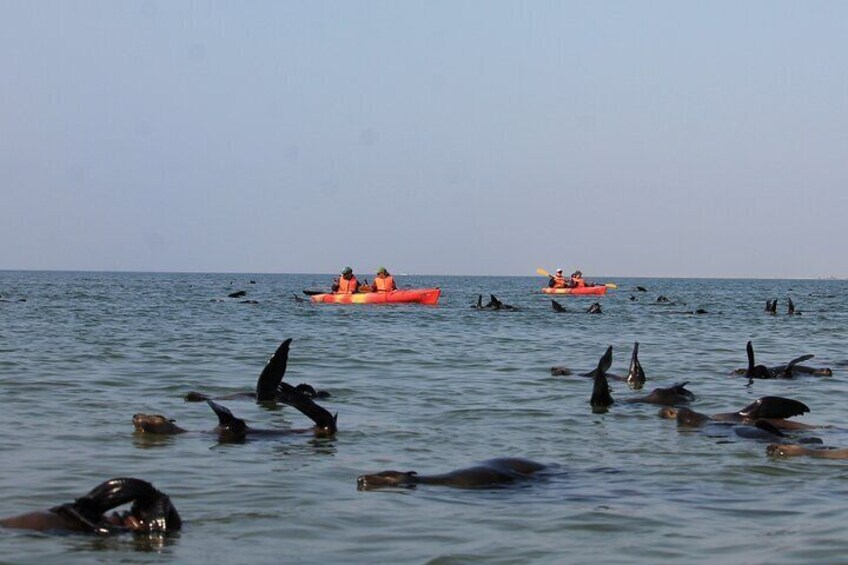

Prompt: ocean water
[1,271,847,564]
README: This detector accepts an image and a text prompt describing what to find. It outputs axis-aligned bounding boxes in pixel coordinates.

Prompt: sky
[1,1,846,278]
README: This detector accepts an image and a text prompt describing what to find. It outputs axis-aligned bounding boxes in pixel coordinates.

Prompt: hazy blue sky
[1,1,846,278]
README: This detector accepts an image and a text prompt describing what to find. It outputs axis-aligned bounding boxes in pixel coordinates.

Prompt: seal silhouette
[357,458,550,490]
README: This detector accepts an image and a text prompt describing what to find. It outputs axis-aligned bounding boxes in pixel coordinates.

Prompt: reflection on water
[0,272,847,563]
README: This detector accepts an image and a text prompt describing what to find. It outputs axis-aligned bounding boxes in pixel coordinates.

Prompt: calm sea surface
[1,271,847,564]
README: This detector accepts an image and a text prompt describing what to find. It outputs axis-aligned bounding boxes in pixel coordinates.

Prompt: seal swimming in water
[135,391,337,441]
[586,302,602,314]
[737,341,830,382]
[356,458,551,490]
[551,299,567,313]
[183,338,330,403]
[475,294,517,311]
[0,478,180,535]
[658,396,814,431]
[767,444,848,459]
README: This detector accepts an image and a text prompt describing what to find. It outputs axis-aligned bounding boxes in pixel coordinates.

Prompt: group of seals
[134,396,337,441]
[1,478,180,535]
[141,339,338,441]
[765,298,800,315]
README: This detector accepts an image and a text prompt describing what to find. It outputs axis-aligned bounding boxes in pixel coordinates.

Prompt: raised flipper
[781,354,815,378]
[52,478,180,535]
[206,400,248,438]
[668,382,695,402]
[255,338,292,402]
[745,341,772,382]
[737,396,810,420]
[276,382,338,435]
[582,345,613,378]
[626,342,645,388]
[590,348,614,408]
[551,299,566,313]
[753,420,785,437]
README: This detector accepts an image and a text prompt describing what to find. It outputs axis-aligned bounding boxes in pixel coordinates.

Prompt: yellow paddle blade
[605,283,618,289]
[536,268,551,277]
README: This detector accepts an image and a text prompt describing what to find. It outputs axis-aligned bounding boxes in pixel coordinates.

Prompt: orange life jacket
[552,275,567,288]
[337,275,358,294]
[571,276,586,288]
[374,275,395,292]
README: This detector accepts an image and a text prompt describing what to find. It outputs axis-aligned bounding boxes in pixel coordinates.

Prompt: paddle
[536,268,617,289]
[302,289,325,296]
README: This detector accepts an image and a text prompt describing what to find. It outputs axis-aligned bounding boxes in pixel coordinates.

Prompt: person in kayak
[331,267,359,294]
[371,266,397,292]
[570,270,587,288]
[548,269,568,288]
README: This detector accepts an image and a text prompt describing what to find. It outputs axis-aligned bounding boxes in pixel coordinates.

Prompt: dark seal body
[357,458,548,490]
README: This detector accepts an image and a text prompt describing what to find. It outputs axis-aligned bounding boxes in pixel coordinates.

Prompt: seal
[0,478,180,535]
[551,299,567,313]
[739,341,829,381]
[623,382,695,406]
[184,338,330,403]
[659,396,814,431]
[357,458,550,490]
[135,391,337,441]
[586,302,602,314]
[767,444,848,459]
[474,294,517,311]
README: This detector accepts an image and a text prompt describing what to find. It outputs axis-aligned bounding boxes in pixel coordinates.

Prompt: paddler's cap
[556,268,563,274]
[377,266,387,274]
[342,267,353,275]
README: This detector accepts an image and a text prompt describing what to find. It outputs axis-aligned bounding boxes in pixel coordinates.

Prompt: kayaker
[549,269,568,288]
[331,267,359,294]
[570,270,587,288]
[371,267,397,292]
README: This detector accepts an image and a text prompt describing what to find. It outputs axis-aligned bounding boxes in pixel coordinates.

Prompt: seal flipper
[753,420,785,437]
[626,342,645,388]
[737,396,810,420]
[255,338,292,402]
[206,400,248,438]
[745,341,772,382]
[668,382,695,402]
[590,348,614,408]
[276,382,338,436]
[52,478,171,535]
[551,299,566,313]
[781,354,815,378]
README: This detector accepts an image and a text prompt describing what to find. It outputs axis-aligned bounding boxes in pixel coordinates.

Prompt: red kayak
[310,288,441,305]
[541,286,608,296]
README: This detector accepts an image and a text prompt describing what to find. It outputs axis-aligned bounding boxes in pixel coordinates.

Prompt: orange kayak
[310,288,441,305]
[541,286,607,296]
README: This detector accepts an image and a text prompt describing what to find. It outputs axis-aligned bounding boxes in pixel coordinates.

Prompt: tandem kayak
[310,288,441,305]
[541,286,608,296]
